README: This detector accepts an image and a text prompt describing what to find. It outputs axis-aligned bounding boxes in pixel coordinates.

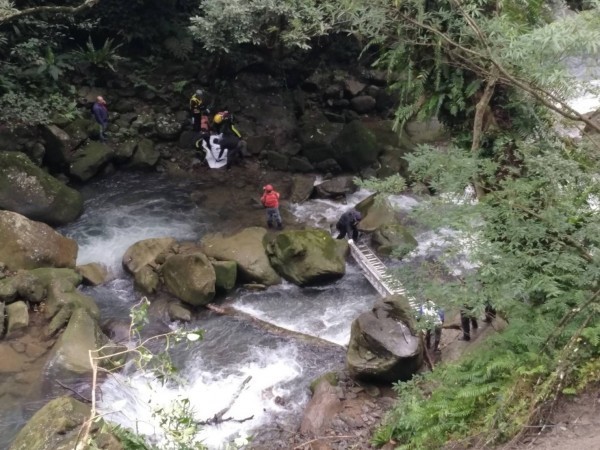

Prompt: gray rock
[76,263,109,286]
[6,301,29,337]
[350,96,376,114]
[168,302,192,322]
[0,152,83,226]
[0,211,78,271]
[344,78,366,97]
[155,113,183,140]
[266,151,289,171]
[288,156,314,173]
[162,252,216,306]
[314,176,357,198]
[69,141,114,182]
[300,380,342,436]
[39,124,73,172]
[289,174,316,203]
[131,138,160,169]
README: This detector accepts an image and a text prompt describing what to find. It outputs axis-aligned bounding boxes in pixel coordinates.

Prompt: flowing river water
[49,173,439,449]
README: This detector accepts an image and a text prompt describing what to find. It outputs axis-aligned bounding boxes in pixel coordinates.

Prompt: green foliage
[189,0,335,53]
[153,398,206,450]
[163,35,194,61]
[73,37,125,72]
[355,174,407,194]
[0,91,79,127]
[370,127,600,447]
[108,424,157,450]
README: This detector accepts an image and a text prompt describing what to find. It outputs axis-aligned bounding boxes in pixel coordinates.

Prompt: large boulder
[0,152,83,225]
[0,211,78,271]
[47,307,108,374]
[331,120,380,171]
[69,141,114,182]
[200,227,281,286]
[289,174,316,203]
[0,271,46,304]
[266,229,346,286]
[314,176,357,199]
[355,193,395,232]
[155,113,183,140]
[122,237,176,293]
[372,223,418,257]
[39,124,73,172]
[346,296,422,382]
[161,252,216,306]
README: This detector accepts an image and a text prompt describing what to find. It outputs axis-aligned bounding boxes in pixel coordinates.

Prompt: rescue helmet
[195,89,203,96]
[264,184,273,192]
[213,113,223,124]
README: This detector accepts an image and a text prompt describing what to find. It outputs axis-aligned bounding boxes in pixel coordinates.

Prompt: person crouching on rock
[336,209,362,241]
[261,184,283,230]
[213,111,247,170]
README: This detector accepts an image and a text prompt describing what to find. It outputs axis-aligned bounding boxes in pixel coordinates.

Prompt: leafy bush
[73,37,125,72]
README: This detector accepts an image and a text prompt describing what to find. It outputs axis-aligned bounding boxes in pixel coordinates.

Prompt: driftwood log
[205,303,345,350]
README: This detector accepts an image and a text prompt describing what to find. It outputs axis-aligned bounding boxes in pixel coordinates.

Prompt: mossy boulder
[0,152,83,225]
[39,124,73,173]
[211,260,237,291]
[122,237,175,293]
[347,295,422,383]
[266,229,346,286]
[63,117,97,143]
[76,262,109,286]
[201,227,281,286]
[9,396,122,450]
[0,211,78,271]
[355,193,396,233]
[69,141,114,182]
[162,253,216,306]
[0,271,46,303]
[6,301,29,337]
[332,120,380,171]
[372,223,418,257]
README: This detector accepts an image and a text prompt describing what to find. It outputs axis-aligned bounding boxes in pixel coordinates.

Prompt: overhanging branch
[0,0,100,26]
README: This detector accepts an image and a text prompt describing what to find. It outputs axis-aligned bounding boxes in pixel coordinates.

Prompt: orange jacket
[261,190,280,208]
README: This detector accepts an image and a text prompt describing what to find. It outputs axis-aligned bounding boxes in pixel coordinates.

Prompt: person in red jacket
[261,184,283,229]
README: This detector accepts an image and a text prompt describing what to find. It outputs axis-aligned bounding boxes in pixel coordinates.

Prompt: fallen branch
[197,375,252,425]
[56,380,91,404]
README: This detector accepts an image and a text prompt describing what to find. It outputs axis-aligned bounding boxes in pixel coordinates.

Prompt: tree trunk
[205,303,345,350]
[471,69,498,199]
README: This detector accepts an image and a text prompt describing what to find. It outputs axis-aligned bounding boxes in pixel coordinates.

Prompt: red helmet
[264,184,273,191]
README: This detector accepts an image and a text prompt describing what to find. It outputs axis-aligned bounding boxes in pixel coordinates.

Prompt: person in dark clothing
[189,90,208,134]
[92,96,109,142]
[484,304,497,323]
[460,306,478,341]
[336,209,362,241]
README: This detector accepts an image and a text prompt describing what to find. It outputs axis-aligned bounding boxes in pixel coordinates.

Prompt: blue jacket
[92,102,108,125]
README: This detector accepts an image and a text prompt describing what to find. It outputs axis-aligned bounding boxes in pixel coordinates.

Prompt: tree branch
[0,0,100,26]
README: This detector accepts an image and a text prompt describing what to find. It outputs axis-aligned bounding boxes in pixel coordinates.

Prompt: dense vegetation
[3,0,600,449]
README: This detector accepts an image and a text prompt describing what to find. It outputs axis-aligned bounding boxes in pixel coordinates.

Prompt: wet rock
[315,158,342,174]
[355,194,395,233]
[344,78,366,97]
[48,308,108,374]
[314,176,357,199]
[0,152,83,226]
[168,302,192,322]
[299,110,344,164]
[266,229,346,286]
[372,223,418,258]
[310,372,339,394]
[69,141,114,182]
[6,301,29,337]
[130,138,160,169]
[300,379,342,436]
[288,156,314,173]
[63,118,97,145]
[289,174,316,203]
[123,237,177,274]
[162,252,216,306]
[0,211,78,271]
[211,260,237,291]
[266,151,289,171]
[115,139,137,163]
[134,265,159,294]
[201,227,281,286]
[0,343,28,373]
[76,263,109,286]
[39,124,73,172]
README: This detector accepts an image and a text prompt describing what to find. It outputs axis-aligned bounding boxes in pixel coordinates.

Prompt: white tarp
[200,134,228,169]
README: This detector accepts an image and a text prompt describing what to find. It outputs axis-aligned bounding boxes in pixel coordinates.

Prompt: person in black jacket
[336,209,362,241]
[213,111,247,169]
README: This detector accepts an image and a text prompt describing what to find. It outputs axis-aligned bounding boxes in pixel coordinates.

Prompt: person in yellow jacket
[189,90,208,133]
[213,111,247,169]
